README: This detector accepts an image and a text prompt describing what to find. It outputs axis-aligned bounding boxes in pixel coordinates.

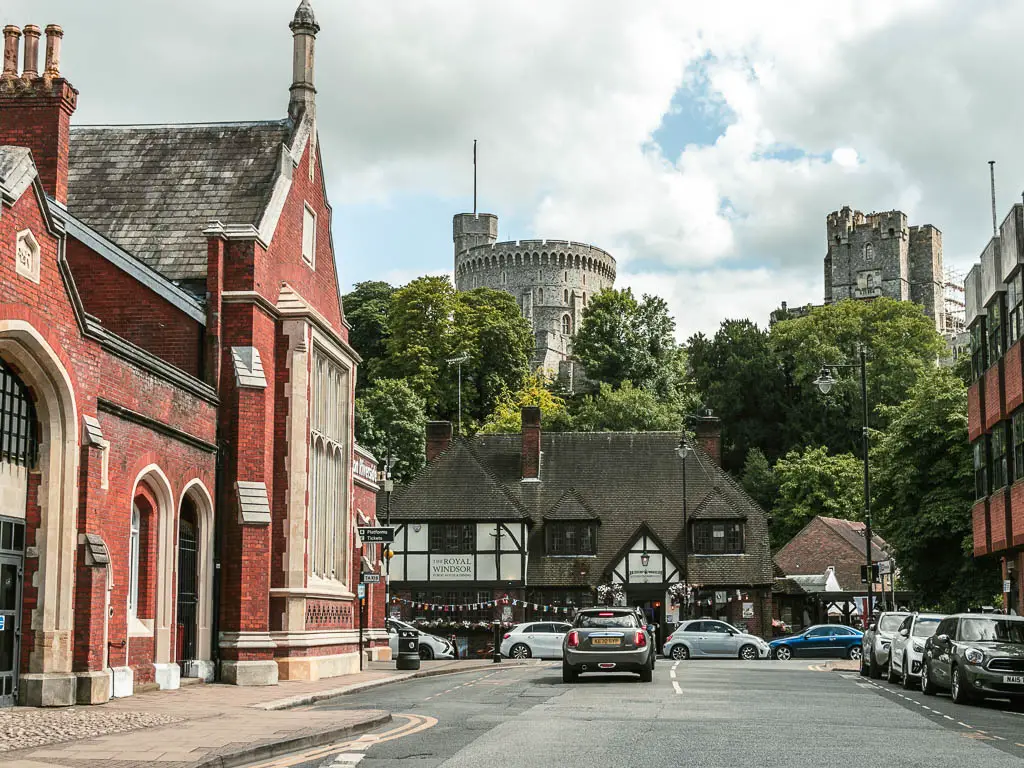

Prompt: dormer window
[692,521,743,554]
[302,204,317,268]
[546,522,595,555]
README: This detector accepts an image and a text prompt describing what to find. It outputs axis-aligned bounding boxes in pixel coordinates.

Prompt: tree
[342,281,395,389]
[872,366,1000,610]
[687,319,789,470]
[573,288,683,395]
[570,382,693,432]
[355,378,427,484]
[480,374,573,433]
[740,448,779,513]
[771,446,863,549]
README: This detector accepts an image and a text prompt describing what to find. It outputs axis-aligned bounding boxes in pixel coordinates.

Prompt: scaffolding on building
[943,268,966,336]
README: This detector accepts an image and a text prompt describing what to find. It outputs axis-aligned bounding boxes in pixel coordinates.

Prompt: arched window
[502,271,506,284]
[128,504,141,616]
[583,273,586,286]
[310,352,350,582]
[564,289,569,303]
[864,243,874,261]
[562,315,572,335]
[564,271,568,281]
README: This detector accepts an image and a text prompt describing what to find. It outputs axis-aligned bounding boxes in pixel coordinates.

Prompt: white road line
[669,669,676,679]
[332,754,365,765]
[944,715,954,721]
[672,661,680,671]
[958,722,972,728]
[672,681,682,695]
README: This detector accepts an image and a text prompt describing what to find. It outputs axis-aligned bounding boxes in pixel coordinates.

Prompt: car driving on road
[387,618,456,660]
[921,613,1024,704]
[562,607,655,683]
[500,621,572,659]
[769,624,863,661]
[887,612,943,688]
[861,610,910,678]
[662,619,771,660]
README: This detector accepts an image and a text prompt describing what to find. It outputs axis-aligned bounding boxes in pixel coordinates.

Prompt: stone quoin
[0,2,386,708]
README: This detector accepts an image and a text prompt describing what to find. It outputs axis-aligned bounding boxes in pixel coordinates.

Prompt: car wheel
[921,659,937,696]
[739,644,758,661]
[670,644,689,661]
[886,656,899,684]
[418,644,434,661]
[951,665,974,705]
[510,643,532,660]
[562,663,578,684]
[848,645,862,662]
[774,645,792,661]
[901,656,915,690]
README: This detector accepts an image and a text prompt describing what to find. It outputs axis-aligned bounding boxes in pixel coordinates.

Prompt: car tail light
[503,634,511,640]
[567,631,580,648]
[635,630,647,647]
[665,634,673,643]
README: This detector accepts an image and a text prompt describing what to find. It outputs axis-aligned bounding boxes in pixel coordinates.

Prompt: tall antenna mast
[473,139,478,215]
[990,160,998,237]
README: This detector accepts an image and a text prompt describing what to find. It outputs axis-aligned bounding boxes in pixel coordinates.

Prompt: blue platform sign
[0,615,5,631]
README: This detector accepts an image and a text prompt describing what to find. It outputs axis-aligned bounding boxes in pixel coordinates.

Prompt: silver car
[662,619,771,660]
[887,612,944,687]
[562,608,655,683]
[861,611,910,678]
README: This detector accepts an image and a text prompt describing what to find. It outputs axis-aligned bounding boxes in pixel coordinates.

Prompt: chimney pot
[521,406,541,481]
[44,24,63,77]
[21,24,41,79]
[426,421,453,463]
[2,26,19,79]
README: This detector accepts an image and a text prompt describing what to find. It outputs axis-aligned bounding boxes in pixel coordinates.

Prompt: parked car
[562,608,655,683]
[662,619,771,660]
[887,612,944,688]
[921,613,1024,704]
[769,624,863,661]
[860,611,911,678]
[500,622,572,659]
[386,618,456,660]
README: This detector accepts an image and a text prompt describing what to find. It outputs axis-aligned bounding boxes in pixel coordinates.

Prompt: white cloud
[831,148,860,168]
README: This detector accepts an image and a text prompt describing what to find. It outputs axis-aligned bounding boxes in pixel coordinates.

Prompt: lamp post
[675,439,690,621]
[446,353,470,435]
[813,345,875,625]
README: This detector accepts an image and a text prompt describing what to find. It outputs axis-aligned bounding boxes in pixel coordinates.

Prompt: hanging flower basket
[667,583,689,601]
[596,583,624,606]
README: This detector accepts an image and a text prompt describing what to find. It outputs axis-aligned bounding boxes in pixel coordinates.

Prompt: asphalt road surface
[246,660,1024,767]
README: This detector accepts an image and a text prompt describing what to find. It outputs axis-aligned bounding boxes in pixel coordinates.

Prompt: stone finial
[288,0,319,120]
[290,0,320,34]
[21,24,40,79]
[2,26,20,78]
[44,24,62,77]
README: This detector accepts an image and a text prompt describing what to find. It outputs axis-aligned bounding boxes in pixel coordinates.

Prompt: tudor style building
[383,408,774,652]
[0,3,385,708]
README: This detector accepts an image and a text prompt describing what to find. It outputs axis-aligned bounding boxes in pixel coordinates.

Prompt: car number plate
[591,637,621,646]
[1003,675,1024,684]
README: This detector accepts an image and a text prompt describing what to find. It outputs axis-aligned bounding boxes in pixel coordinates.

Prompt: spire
[288,0,319,120]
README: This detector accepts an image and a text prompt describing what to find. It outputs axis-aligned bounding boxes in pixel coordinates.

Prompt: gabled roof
[67,120,292,283]
[543,489,599,521]
[817,516,888,562]
[690,487,747,521]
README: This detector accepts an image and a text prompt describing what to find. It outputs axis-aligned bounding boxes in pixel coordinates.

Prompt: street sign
[361,572,381,584]
[358,527,394,543]
[1005,579,1012,593]
[0,615,5,631]
[878,560,892,576]
[860,564,881,584]
[357,584,366,599]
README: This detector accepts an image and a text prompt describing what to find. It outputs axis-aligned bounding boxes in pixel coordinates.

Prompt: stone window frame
[128,503,141,618]
[973,437,989,501]
[864,243,874,262]
[991,423,1009,491]
[561,314,572,335]
[302,204,317,269]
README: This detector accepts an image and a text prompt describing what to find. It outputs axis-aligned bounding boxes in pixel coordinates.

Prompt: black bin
[396,628,421,670]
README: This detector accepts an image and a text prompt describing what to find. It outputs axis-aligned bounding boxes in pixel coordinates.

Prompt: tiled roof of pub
[383,431,773,589]
[817,516,889,562]
[66,120,292,282]
[543,489,599,520]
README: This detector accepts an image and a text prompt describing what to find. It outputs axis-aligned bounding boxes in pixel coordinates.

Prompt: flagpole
[473,139,477,215]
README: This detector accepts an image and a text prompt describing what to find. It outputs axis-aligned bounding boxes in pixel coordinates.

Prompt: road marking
[672,660,680,672]
[669,669,676,679]
[958,722,972,728]
[672,681,682,695]
[943,715,954,721]
[332,754,365,765]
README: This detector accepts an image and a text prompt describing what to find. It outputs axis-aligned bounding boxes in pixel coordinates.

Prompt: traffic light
[860,563,881,584]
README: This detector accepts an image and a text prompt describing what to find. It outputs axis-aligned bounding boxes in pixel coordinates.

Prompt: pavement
[0,658,506,768]
[252,657,1024,767]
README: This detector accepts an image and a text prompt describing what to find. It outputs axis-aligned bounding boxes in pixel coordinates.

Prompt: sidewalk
[1,658,509,768]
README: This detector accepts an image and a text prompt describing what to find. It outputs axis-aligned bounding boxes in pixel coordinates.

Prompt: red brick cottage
[0,2,385,708]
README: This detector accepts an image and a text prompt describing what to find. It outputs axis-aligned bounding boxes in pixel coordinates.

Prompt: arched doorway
[176,499,199,676]
[0,360,37,707]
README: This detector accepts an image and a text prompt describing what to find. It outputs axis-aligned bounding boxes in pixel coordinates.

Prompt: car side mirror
[934,634,949,644]
[647,624,657,634]
[899,628,909,637]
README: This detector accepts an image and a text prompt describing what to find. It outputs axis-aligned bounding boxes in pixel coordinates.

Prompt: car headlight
[964,648,984,665]
[912,640,924,652]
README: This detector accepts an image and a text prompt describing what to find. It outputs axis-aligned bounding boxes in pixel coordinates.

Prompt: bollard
[396,627,421,670]
[492,620,502,663]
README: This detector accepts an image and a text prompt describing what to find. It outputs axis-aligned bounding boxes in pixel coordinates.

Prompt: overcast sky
[8,0,1023,339]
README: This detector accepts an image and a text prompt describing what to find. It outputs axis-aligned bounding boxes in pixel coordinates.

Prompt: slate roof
[66,120,292,282]
[383,431,774,589]
[543,489,599,521]
[817,516,889,562]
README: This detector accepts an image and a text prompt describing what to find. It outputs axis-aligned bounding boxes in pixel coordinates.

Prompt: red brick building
[0,2,385,708]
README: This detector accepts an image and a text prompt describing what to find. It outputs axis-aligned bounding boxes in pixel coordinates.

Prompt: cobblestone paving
[0,708,180,752]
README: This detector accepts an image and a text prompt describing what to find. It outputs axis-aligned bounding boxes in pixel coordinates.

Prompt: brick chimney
[426,421,453,463]
[694,409,722,466]
[521,406,541,481]
[0,23,78,204]
[288,0,319,121]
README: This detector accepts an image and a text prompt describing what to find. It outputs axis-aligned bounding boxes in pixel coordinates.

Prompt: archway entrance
[176,501,199,677]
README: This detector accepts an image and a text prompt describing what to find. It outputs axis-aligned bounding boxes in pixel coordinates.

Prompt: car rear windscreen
[576,612,638,629]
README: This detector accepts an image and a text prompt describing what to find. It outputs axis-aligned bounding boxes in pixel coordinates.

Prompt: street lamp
[814,346,875,625]
[382,449,395,618]
[675,439,691,620]
[446,353,470,435]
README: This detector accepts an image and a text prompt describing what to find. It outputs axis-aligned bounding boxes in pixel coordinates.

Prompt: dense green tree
[570,382,694,432]
[687,320,789,470]
[771,446,863,549]
[573,288,684,395]
[354,378,427,484]
[740,448,779,513]
[342,281,395,389]
[872,366,1000,611]
[480,374,573,433]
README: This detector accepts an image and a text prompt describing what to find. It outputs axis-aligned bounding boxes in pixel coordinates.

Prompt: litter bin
[396,628,421,670]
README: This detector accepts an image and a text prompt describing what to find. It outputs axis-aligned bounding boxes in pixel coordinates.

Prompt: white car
[887,612,944,687]
[500,621,572,659]
[662,619,771,660]
[387,618,456,660]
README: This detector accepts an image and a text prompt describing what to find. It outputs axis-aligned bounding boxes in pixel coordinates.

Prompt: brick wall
[990,489,1009,551]
[968,380,984,442]
[1011,481,1024,548]
[1006,342,1023,413]
[774,518,864,592]
[985,361,1004,431]
[973,499,990,557]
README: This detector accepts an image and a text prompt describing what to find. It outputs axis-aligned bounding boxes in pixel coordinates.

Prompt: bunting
[393,596,574,615]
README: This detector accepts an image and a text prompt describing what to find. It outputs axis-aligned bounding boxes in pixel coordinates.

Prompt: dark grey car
[921,613,1024,704]
[562,608,655,683]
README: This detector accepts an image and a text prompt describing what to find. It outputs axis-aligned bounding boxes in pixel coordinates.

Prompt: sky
[8,0,1024,340]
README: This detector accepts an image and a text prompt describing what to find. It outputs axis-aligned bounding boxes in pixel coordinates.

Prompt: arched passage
[178,480,215,679]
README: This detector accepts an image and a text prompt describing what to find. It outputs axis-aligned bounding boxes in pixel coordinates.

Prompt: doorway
[629,592,666,650]
[176,506,199,676]
[0,518,24,707]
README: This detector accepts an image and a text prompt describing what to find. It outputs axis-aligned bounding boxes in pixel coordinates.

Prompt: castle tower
[453,212,499,259]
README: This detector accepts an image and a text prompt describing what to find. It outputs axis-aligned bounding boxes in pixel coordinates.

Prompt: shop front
[608,526,683,649]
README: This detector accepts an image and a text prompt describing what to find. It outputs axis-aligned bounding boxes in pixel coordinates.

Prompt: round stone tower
[453,212,616,373]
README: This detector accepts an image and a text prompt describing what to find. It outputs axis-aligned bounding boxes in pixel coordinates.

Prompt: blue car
[769,624,864,661]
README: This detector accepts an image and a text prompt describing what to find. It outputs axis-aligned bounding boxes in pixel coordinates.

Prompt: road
[244,660,1024,767]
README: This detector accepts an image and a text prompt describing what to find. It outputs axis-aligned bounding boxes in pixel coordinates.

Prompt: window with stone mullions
[1009,272,1024,345]
[309,350,349,582]
[991,424,1008,491]
[987,295,1005,365]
